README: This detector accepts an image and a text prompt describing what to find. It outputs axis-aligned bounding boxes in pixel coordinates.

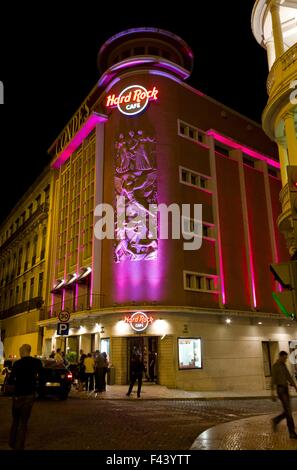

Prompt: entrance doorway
[127,337,158,384]
[262,341,279,389]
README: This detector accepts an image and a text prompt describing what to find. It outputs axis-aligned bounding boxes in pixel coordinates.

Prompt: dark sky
[0,0,268,223]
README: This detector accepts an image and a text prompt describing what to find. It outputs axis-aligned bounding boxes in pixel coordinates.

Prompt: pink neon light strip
[52,113,108,169]
[218,247,226,306]
[207,130,280,169]
[247,226,257,308]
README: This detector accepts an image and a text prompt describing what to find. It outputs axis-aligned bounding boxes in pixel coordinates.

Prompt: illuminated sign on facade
[106,85,158,115]
[124,312,154,332]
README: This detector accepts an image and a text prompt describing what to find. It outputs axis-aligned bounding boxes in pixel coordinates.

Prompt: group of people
[77,349,109,394]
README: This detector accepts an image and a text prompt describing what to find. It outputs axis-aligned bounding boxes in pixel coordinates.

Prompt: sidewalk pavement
[191,412,297,450]
[71,384,279,400]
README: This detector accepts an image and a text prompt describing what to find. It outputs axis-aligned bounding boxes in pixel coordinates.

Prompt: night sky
[0,0,269,223]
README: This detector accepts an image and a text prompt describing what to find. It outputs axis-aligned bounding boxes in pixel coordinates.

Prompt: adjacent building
[252,0,297,255]
[1,27,296,391]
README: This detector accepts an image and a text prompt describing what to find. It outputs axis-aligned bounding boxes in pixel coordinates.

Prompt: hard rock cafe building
[2,28,297,391]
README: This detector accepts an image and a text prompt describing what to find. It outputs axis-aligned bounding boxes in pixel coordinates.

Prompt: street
[0,395,293,450]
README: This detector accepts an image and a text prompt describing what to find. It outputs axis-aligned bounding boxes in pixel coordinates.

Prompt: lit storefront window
[178,338,202,369]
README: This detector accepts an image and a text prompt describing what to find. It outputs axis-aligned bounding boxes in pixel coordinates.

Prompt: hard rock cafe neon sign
[106,85,159,116]
[124,312,154,332]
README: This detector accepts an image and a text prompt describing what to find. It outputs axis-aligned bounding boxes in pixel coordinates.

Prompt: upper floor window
[178,120,204,144]
[35,195,41,207]
[215,143,230,156]
[184,271,218,293]
[28,203,33,217]
[179,166,211,192]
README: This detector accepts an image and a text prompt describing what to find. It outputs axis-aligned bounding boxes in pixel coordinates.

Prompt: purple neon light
[207,130,280,169]
[52,113,108,169]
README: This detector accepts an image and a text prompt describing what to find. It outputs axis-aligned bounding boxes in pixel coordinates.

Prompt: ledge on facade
[0,203,49,255]
[40,293,105,321]
[0,296,44,320]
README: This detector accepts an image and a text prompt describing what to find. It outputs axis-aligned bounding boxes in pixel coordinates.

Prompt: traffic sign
[57,323,69,336]
[57,310,70,322]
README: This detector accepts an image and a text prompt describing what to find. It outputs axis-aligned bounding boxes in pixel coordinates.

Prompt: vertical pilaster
[230,150,257,310]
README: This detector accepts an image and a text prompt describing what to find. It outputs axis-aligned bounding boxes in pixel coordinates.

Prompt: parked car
[38,359,73,400]
[1,358,73,400]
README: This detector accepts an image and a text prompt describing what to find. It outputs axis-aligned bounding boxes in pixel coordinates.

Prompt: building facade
[252,0,297,256]
[2,28,297,391]
[0,167,53,356]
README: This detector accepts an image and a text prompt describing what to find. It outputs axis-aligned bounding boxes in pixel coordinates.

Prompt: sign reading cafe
[106,85,159,115]
[124,312,154,332]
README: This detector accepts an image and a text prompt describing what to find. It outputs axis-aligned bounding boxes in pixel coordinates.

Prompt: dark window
[181,170,187,182]
[268,168,278,177]
[121,50,130,59]
[29,278,34,299]
[215,144,229,156]
[22,282,26,302]
[203,225,209,237]
[134,47,145,55]
[243,157,255,168]
[189,128,195,139]
[38,272,43,297]
[200,178,206,189]
[28,204,33,216]
[36,195,41,207]
[148,46,159,56]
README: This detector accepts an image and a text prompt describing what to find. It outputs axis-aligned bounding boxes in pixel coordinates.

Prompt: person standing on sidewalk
[7,344,43,450]
[271,350,297,439]
[126,353,146,398]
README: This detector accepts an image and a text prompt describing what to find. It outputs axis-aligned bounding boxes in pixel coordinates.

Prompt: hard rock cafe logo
[106,85,159,116]
[124,312,154,332]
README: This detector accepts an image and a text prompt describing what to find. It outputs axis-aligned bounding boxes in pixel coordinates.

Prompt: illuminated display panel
[178,338,202,369]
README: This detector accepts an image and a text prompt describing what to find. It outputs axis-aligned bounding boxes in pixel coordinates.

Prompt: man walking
[7,344,43,450]
[271,350,297,439]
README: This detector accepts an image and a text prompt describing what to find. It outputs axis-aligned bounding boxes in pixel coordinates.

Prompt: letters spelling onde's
[106,86,159,107]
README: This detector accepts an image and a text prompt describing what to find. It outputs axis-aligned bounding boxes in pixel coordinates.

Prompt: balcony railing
[267,43,297,96]
[0,296,44,320]
[40,293,105,321]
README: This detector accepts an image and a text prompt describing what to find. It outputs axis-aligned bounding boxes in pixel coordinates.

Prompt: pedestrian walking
[7,344,43,450]
[94,351,105,394]
[271,350,297,439]
[126,353,146,398]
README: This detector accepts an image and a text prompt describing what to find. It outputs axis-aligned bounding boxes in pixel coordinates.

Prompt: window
[15,286,19,304]
[29,277,35,299]
[268,168,278,178]
[148,46,159,56]
[20,211,26,224]
[179,167,211,191]
[24,242,30,271]
[22,282,27,302]
[38,272,43,297]
[178,120,204,143]
[40,227,46,260]
[35,194,41,207]
[243,156,254,168]
[15,218,19,230]
[215,143,229,156]
[17,248,23,276]
[178,338,202,369]
[44,185,50,204]
[134,46,145,55]
[28,203,33,217]
[32,235,38,266]
[182,217,214,240]
[184,271,218,292]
